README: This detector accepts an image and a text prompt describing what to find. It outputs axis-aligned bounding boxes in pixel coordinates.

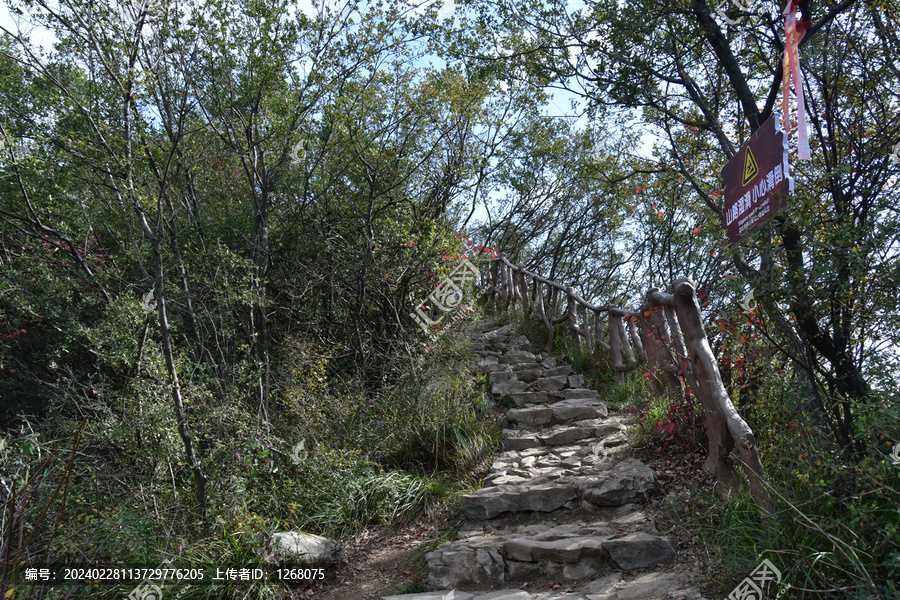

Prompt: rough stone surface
[263,532,339,564]
[503,537,607,563]
[579,459,657,507]
[492,380,530,396]
[461,484,577,520]
[603,533,675,570]
[392,320,707,600]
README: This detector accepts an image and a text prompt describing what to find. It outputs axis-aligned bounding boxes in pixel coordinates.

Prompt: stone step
[490,376,593,400]
[383,570,706,600]
[429,323,708,600]
[499,350,539,364]
[500,420,627,452]
[425,510,676,589]
[465,456,654,520]
[506,399,608,427]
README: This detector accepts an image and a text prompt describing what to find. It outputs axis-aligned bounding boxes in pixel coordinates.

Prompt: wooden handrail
[478,253,771,514]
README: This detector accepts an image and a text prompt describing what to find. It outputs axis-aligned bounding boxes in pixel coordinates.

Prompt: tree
[437,0,900,452]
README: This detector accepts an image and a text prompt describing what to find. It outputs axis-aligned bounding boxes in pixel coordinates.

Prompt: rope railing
[480,253,772,513]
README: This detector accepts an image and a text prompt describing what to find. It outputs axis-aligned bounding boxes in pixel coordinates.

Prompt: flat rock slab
[506,406,554,427]
[503,536,608,563]
[543,366,574,377]
[483,324,518,339]
[603,533,675,570]
[500,350,538,364]
[540,426,593,446]
[578,458,657,507]
[502,436,543,451]
[493,380,530,396]
[382,593,476,600]
[531,375,569,392]
[510,391,550,406]
[586,571,704,600]
[558,388,601,401]
[462,483,576,520]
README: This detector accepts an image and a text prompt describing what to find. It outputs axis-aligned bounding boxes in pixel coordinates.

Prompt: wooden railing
[481,253,772,513]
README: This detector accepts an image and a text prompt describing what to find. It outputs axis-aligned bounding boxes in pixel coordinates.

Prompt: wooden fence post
[566,286,582,355]
[643,289,682,399]
[518,269,530,318]
[671,277,772,513]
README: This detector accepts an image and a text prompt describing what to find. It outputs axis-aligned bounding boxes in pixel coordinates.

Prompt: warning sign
[742,147,759,185]
[721,115,793,245]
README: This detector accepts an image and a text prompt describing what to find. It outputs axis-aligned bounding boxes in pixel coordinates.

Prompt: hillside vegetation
[2,0,900,597]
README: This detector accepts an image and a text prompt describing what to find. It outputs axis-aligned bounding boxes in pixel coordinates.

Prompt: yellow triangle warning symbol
[742,147,759,186]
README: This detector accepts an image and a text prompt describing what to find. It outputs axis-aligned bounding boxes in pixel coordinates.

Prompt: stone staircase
[383,320,708,600]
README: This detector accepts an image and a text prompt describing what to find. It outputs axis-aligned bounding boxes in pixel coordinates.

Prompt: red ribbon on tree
[783,0,812,160]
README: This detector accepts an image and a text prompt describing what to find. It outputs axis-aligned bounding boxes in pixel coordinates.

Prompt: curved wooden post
[518,268,531,319]
[672,277,772,513]
[544,286,559,353]
[663,304,700,395]
[628,319,644,361]
[566,286,582,355]
[608,313,626,384]
[615,316,637,368]
[643,289,682,399]
[594,311,609,359]
[500,258,511,312]
[489,260,499,310]
[581,304,593,356]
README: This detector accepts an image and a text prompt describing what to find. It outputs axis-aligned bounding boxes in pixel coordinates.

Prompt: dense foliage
[2,0,899,596]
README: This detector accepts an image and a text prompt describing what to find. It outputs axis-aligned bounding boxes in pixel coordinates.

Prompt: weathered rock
[560,388,600,401]
[543,366,574,377]
[499,350,538,364]
[515,369,543,383]
[507,407,554,427]
[427,544,505,589]
[503,435,543,451]
[507,335,531,348]
[381,592,475,600]
[481,362,513,375]
[503,536,607,563]
[592,421,627,438]
[603,533,675,570]
[484,324,517,339]
[462,483,577,520]
[584,573,624,598]
[450,335,703,599]
[596,571,698,600]
[580,459,657,507]
[540,427,593,446]
[531,376,569,392]
[492,380,530,396]
[490,371,516,381]
[470,592,532,600]
[510,391,550,406]
[262,532,339,564]
[562,562,602,581]
[552,403,607,423]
